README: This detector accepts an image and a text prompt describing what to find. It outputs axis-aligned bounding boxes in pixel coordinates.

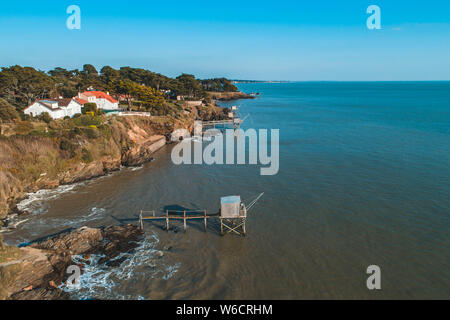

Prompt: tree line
[0,64,238,118]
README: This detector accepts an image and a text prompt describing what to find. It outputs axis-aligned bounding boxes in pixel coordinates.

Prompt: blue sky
[0,1,449,80]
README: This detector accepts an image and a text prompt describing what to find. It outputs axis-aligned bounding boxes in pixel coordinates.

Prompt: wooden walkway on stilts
[139,193,263,236]
[139,209,219,233]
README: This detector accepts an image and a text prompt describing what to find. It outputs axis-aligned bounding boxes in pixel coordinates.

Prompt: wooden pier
[139,193,263,236]
[195,117,244,136]
[139,209,217,233]
[201,119,241,126]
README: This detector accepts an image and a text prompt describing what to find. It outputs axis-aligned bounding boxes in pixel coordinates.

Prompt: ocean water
[4,82,450,299]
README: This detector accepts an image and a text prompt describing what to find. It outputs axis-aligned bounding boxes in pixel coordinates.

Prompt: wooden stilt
[166,210,169,231]
[183,210,187,232]
[222,220,244,236]
[139,210,143,231]
[203,210,207,232]
[139,210,144,231]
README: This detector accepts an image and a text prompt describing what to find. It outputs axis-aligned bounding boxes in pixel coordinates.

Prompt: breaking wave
[60,232,180,300]
[17,183,82,214]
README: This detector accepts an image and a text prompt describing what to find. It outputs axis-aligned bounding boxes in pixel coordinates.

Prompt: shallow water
[4,82,450,299]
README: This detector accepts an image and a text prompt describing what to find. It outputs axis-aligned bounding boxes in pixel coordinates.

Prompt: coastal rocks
[1,224,142,300]
[102,158,122,173]
[197,106,230,122]
[0,209,6,221]
[31,226,103,255]
[170,128,191,142]
[58,157,121,185]
[10,287,70,300]
[97,224,143,264]
[0,213,30,231]
[0,171,23,220]
[121,135,166,167]
[0,247,54,295]
[0,245,69,300]
[205,91,254,101]
[103,224,142,242]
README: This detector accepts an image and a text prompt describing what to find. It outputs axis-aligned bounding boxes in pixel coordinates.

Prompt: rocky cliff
[0,116,168,223]
[0,104,228,226]
[0,224,142,300]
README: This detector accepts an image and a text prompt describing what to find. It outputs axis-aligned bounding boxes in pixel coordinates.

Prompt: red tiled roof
[82,91,118,103]
[75,97,88,105]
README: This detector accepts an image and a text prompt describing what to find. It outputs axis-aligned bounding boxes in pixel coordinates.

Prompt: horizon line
[2,64,450,83]
[234,80,450,82]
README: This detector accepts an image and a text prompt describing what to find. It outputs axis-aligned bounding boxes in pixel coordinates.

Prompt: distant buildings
[176,95,195,101]
[24,98,83,119]
[183,100,204,107]
[24,90,119,119]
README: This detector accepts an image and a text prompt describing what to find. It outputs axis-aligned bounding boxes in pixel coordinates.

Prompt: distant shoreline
[205,91,255,101]
[231,80,291,84]
[232,80,450,83]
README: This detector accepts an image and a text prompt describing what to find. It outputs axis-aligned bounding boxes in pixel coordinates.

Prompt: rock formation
[0,224,142,300]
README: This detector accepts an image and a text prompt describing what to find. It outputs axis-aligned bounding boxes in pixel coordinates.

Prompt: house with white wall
[79,91,119,110]
[24,98,83,119]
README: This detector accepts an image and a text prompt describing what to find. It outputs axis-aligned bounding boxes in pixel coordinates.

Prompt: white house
[79,91,119,110]
[24,98,83,119]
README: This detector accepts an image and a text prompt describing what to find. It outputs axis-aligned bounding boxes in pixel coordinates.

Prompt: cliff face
[0,103,229,224]
[0,116,167,222]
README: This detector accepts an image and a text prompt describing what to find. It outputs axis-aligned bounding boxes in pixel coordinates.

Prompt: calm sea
[5,82,450,299]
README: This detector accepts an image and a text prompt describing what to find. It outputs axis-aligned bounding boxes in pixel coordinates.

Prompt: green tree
[48,67,74,79]
[81,64,98,77]
[78,64,104,91]
[135,85,165,111]
[82,102,98,114]
[59,87,79,98]
[176,73,204,98]
[48,67,81,98]
[112,79,138,110]
[38,112,52,124]
[0,66,55,107]
[201,78,238,92]
[100,66,120,85]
